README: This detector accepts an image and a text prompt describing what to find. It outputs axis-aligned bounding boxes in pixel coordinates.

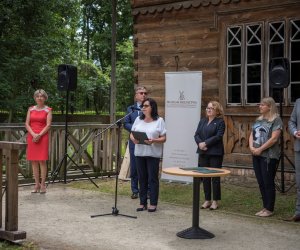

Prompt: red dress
[26,106,52,161]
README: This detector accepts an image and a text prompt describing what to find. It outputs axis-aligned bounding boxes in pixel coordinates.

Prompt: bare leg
[31,161,40,192]
[40,161,47,193]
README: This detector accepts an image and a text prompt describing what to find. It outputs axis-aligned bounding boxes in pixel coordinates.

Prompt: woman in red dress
[25,89,52,193]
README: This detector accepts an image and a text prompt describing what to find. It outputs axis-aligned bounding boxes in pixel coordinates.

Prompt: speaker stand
[275,88,295,193]
[48,88,99,188]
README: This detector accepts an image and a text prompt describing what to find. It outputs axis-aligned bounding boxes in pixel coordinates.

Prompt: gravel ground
[15,184,300,250]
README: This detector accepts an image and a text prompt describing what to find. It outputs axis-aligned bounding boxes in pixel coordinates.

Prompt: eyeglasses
[206,107,215,111]
[142,104,150,108]
[138,92,147,95]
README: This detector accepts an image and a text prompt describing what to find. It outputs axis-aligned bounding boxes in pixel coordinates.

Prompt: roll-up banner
[162,72,202,182]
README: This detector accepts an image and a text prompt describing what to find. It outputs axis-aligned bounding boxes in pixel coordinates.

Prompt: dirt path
[17,184,300,250]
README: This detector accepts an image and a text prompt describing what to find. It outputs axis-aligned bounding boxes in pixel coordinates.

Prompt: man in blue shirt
[124,86,148,199]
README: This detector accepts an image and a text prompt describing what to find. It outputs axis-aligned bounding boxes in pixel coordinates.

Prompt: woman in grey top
[249,97,282,217]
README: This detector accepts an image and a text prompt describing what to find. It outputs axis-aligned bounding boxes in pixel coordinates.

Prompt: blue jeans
[129,141,139,194]
[253,156,277,212]
[136,156,160,206]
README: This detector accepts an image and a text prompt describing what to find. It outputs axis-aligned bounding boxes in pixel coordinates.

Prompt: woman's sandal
[255,209,266,216]
[40,185,47,194]
[201,201,212,209]
[31,185,40,193]
[259,210,273,217]
[209,201,218,210]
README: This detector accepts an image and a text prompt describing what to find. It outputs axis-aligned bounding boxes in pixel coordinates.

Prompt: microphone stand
[91,108,137,219]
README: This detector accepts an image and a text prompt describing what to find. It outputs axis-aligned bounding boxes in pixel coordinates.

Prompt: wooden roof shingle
[132,0,241,16]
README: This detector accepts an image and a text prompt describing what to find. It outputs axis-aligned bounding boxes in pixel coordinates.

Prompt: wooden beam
[0,141,26,242]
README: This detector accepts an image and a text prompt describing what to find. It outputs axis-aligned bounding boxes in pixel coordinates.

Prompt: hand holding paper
[132,131,150,145]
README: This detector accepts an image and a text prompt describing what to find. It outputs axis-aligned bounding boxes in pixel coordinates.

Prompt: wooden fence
[0,123,122,183]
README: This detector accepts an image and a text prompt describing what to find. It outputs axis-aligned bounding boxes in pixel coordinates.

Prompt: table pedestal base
[176,226,215,239]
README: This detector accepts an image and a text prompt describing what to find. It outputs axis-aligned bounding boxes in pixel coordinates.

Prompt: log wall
[132,0,300,168]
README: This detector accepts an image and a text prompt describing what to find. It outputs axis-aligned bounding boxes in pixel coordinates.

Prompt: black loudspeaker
[57,64,77,91]
[269,58,290,89]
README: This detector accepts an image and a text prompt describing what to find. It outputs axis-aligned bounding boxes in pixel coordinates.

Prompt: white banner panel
[162,72,202,182]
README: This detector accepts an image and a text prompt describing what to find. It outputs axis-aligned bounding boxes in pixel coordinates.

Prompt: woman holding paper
[194,101,225,210]
[130,98,166,212]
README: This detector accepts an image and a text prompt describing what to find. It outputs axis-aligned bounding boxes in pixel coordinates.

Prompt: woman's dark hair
[140,98,159,120]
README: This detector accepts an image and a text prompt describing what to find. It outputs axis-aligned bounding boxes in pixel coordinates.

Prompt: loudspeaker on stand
[269,58,290,89]
[57,64,77,91]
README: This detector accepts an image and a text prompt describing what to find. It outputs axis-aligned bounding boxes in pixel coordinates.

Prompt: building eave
[132,0,241,16]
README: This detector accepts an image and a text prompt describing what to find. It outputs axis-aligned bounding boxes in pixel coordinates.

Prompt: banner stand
[162,72,202,182]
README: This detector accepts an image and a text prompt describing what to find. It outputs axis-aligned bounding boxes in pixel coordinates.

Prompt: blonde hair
[208,101,224,118]
[33,89,48,101]
[257,97,279,122]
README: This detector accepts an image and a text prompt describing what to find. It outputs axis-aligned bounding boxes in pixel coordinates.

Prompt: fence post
[0,141,26,242]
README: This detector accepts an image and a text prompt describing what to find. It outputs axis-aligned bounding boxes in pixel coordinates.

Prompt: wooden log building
[131,0,300,174]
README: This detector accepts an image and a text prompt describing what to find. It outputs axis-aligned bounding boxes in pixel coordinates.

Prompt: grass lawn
[0,241,37,250]
[68,177,297,220]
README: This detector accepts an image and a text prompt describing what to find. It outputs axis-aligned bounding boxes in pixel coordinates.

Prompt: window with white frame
[246,24,262,104]
[268,21,285,103]
[227,26,242,104]
[226,19,300,106]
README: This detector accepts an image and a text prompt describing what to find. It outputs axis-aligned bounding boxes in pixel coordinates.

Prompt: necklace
[36,105,46,110]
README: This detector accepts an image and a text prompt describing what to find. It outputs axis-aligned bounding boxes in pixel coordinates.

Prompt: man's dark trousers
[129,140,139,194]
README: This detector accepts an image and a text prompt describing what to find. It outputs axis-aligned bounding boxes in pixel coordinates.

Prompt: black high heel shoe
[136,205,147,212]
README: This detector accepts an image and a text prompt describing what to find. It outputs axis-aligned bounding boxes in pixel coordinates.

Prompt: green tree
[0,0,134,121]
[81,0,134,112]
[76,60,110,114]
[81,0,133,70]
[116,39,134,111]
[0,0,81,122]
